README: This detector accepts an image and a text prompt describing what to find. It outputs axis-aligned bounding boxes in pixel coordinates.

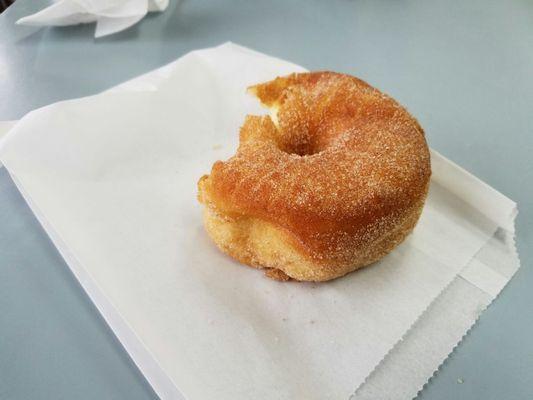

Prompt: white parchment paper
[0,43,519,400]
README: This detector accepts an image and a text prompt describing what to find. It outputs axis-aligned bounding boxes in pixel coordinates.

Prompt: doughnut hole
[267,101,322,156]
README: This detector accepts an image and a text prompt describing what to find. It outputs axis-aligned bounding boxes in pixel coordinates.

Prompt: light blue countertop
[0,1,532,399]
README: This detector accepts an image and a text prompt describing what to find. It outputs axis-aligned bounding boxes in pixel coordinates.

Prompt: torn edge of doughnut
[264,268,291,281]
[247,83,282,128]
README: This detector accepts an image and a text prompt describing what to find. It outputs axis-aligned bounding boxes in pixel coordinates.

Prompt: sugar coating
[198,72,431,281]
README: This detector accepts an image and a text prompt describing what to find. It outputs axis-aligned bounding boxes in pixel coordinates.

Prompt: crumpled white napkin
[16,0,169,38]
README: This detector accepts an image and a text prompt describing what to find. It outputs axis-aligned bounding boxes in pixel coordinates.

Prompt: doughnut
[197,72,431,282]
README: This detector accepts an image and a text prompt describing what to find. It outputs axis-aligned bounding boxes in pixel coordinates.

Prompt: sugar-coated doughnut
[198,72,431,282]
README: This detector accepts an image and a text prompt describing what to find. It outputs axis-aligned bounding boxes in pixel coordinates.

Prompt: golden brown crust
[198,72,431,281]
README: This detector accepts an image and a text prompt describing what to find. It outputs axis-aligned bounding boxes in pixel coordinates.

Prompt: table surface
[1,1,532,399]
